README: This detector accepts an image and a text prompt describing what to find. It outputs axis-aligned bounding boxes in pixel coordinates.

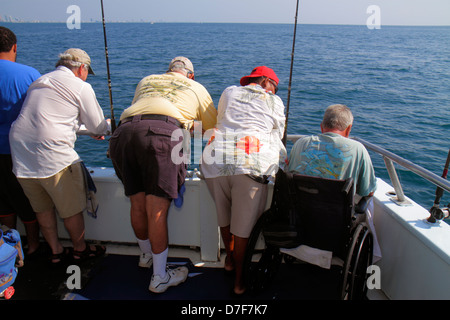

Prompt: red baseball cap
[240,66,279,86]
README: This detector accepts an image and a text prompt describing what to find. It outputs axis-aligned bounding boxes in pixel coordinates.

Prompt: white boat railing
[78,129,450,207]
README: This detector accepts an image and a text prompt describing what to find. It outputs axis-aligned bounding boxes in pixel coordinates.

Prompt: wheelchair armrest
[355,196,372,214]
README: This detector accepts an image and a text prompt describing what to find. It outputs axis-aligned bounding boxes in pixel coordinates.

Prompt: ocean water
[3,22,450,210]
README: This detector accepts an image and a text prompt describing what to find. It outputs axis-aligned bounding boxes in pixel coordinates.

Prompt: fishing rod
[427,148,450,223]
[100,0,116,133]
[282,0,300,146]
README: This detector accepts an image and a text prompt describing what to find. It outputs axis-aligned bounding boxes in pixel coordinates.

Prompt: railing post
[383,156,411,206]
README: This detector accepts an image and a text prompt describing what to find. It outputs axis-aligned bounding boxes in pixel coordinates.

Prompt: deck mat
[11,248,342,301]
[70,254,342,301]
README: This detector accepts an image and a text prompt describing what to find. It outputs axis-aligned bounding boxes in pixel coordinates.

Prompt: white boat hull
[372,178,450,299]
[17,167,450,300]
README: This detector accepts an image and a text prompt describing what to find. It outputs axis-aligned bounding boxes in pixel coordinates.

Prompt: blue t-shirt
[0,59,41,154]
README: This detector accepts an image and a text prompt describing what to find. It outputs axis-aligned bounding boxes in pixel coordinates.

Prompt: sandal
[73,244,106,262]
[50,247,72,265]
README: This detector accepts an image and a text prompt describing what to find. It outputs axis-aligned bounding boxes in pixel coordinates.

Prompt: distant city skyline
[1,0,449,26]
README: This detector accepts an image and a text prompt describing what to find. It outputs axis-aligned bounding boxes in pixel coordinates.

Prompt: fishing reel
[427,204,450,224]
[426,149,450,224]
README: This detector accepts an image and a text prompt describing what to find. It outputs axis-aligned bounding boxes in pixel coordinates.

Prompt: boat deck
[11,241,345,301]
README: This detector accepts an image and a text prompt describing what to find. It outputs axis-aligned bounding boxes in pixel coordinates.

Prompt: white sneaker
[149,266,188,293]
[138,253,153,268]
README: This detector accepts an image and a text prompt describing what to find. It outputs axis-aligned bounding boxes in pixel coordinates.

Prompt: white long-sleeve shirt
[10,66,109,178]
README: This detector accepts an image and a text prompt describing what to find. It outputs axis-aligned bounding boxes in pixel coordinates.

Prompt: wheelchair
[242,170,373,300]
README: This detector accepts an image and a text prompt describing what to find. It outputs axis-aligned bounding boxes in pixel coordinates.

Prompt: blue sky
[1,0,449,25]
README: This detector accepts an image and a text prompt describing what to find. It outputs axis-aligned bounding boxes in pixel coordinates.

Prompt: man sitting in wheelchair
[287,104,381,262]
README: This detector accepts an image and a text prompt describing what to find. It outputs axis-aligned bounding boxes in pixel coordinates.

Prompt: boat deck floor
[10,241,345,301]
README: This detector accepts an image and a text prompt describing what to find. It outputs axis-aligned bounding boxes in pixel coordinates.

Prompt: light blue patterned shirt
[288,132,377,196]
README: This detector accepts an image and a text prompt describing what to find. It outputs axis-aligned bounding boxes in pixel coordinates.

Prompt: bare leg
[146,194,170,254]
[220,225,235,271]
[129,193,170,266]
[35,209,63,259]
[22,219,40,254]
[129,193,171,279]
[63,212,86,252]
[1,214,40,255]
[233,235,249,295]
[129,192,148,240]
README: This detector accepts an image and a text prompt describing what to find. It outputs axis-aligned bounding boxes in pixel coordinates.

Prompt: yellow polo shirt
[120,72,217,131]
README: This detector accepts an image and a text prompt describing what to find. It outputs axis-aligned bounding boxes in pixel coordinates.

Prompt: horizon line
[1,21,449,27]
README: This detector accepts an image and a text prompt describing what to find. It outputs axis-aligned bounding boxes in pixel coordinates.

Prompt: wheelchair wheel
[340,223,373,300]
[243,210,283,293]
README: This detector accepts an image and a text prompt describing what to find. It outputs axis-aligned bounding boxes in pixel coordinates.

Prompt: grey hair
[55,53,88,71]
[321,104,354,131]
[168,61,189,76]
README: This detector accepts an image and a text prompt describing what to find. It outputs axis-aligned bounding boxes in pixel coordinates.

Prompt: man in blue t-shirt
[0,26,41,255]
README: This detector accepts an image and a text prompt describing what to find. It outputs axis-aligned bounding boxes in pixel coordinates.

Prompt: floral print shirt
[201,84,286,179]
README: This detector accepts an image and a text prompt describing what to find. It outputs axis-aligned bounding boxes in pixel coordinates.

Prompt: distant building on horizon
[0,15,24,22]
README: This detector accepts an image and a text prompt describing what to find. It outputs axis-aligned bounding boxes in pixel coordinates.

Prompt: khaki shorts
[18,162,86,219]
[205,175,268,238]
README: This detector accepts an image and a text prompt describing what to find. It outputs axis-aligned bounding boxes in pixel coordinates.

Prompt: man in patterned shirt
[288,104,376,198]
[201,66,286,295]
[288,104,381,261]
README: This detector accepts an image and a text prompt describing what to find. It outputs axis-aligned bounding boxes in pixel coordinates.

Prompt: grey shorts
[109,116,187,199]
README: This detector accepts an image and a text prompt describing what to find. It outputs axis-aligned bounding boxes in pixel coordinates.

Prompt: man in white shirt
[10,48,110,264]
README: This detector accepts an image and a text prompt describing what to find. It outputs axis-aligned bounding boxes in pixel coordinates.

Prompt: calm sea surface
[3,22,450,210]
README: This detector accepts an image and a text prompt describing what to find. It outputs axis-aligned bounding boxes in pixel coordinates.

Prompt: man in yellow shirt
[109,57,216,293]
